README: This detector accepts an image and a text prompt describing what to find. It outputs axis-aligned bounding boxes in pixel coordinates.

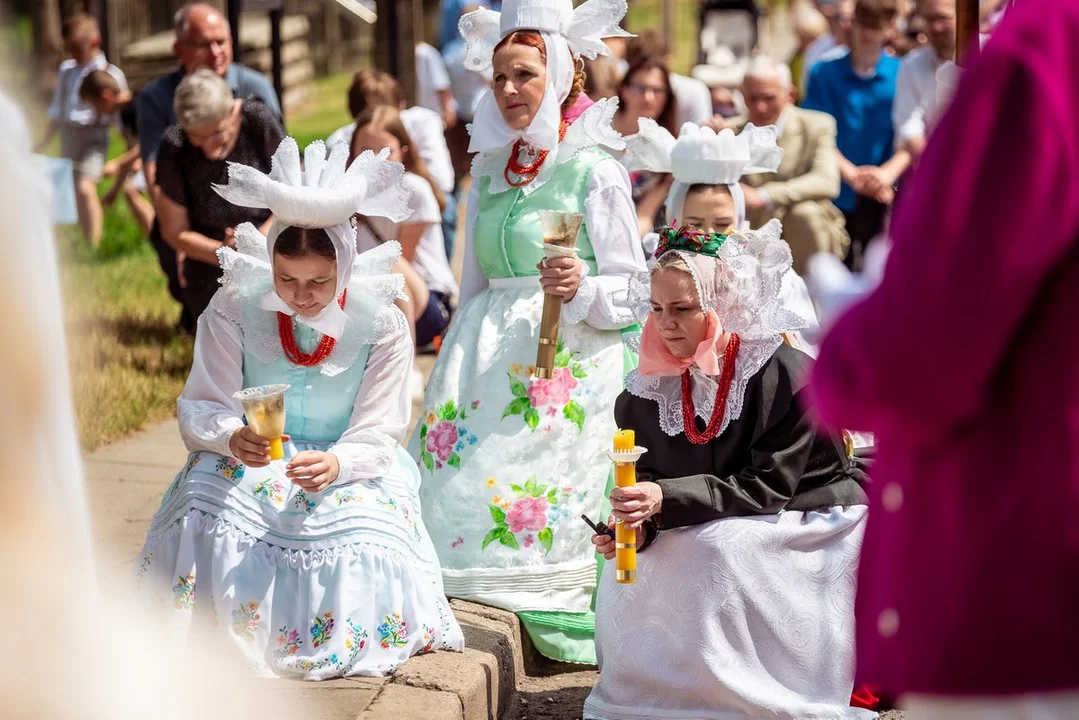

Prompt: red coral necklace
[504,121,569,188]
[277,290,348,367]
[681,333,741,444]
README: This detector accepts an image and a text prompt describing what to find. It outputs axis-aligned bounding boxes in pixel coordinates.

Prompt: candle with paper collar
[613,429,637,584]
[535,211,584,379]
[234,385,289,461]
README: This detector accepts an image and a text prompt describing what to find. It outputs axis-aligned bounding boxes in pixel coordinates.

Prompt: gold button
[882,483,904,512]
[878,608,900,638]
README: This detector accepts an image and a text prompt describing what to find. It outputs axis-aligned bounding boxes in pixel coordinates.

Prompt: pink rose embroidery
[425,421,459,462]
[527,367,579,408]
[506,496,549,534]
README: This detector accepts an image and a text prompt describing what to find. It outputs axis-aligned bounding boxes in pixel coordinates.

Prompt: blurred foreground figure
[0,90,295,720]
[811,0,1079,715]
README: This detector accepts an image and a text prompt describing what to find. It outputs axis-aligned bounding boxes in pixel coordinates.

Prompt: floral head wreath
[654,222,729,260]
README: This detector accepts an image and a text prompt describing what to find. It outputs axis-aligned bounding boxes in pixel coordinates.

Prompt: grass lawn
[627,0,701,75]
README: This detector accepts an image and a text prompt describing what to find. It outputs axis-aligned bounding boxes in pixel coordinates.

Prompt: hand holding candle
[234,384,290,461]
[606,429,647,584]
[535,211,584,379]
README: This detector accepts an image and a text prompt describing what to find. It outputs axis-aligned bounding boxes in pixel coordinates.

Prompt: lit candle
[612,428,637,584]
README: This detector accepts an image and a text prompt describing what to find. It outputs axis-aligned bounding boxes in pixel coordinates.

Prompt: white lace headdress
[212,138,412,339]
[623,121,783,229]
[624,221,808,437]
[630,220,806,341]
[460,0,631,155]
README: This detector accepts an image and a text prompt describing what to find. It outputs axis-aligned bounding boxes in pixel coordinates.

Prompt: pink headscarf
[638,310,726,376]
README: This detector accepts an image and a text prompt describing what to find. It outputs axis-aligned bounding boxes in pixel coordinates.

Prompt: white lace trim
[561,269,596,326]
[471,97,625,196]
[211,226,408,378]
[146,508,425,572]
[624,336,782,437]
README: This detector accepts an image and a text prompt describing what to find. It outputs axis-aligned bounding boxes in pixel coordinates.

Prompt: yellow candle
[267,437,285,461]
[613,428,636,584]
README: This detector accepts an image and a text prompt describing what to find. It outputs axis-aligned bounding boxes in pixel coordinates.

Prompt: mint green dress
[408,102,647,664]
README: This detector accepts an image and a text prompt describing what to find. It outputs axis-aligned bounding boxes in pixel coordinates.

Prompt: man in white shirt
[893,0,955,160]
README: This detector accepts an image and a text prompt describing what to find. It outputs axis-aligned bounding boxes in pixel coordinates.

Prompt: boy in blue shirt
[804,0,911,269]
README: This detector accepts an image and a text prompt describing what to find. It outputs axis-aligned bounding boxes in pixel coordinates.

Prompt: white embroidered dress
[408,99,646,663]
[135,143,464,679]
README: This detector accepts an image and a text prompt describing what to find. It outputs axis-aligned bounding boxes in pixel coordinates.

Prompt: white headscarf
[213,138,412,339]
[459,0,632,154]
[623,121,783,229]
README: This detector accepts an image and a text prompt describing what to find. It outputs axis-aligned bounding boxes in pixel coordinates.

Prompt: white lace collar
[470,97,624,196]
[211,223,407,378]
[624,336,782,437]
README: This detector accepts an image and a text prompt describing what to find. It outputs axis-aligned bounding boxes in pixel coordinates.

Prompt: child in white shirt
[349,106,459,355]
[37,13,127,247]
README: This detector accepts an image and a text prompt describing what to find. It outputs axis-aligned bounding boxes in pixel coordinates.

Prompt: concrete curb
[362,600,525,720]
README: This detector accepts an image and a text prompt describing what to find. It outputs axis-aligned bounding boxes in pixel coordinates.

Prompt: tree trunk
[31,0,65,98]
[31,0,64,66]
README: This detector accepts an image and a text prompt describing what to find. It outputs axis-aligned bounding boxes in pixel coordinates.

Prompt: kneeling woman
[134,138,464,679]
[584,223,871,719]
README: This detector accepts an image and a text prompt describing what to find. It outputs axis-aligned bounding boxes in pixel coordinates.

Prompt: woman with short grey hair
[155,68,284,329]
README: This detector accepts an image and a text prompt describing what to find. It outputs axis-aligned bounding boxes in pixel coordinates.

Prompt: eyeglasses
[626,83,668,97]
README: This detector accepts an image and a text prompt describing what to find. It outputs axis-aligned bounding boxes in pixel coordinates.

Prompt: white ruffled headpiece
[460,0,632,155]
[213,138,413,339]
[623,120,783,229]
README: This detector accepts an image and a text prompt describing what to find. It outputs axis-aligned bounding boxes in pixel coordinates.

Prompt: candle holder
[234,384,290,461]
[606,429,648,584]
[535,210,584,380]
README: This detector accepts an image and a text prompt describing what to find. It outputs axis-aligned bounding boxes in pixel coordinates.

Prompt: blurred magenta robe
[810,0,1079,697]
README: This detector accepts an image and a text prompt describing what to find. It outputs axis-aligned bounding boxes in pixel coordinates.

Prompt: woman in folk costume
[134,137,464,679]
[410,0,646,664]
[584,221,871,720]
[624,119,822,355]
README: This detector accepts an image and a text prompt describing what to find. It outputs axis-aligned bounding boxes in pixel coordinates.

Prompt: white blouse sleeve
[176,299,247,457]
[328,318,414,484]
[458,181,488,307]
[562,158,648,330]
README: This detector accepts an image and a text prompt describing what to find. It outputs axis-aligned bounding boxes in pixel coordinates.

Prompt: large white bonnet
[212,138,413,338]
[459,0,631,154]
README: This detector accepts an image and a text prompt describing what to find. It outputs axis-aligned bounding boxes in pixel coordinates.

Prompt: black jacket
[615,343,867,544]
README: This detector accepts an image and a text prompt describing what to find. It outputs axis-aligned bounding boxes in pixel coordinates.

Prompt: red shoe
[851,684,881,710]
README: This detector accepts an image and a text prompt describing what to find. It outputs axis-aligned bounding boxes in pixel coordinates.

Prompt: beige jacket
[738,107,841,207]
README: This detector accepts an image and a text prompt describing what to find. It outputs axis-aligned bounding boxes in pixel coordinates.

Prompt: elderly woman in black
[154,68,284,327]
[584,222,872,720]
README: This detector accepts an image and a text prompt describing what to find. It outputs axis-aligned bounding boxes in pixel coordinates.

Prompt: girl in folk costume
[624,119,822,355]
[134,138,464,679]
[584,222,871,720]
[410,0,645,664]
